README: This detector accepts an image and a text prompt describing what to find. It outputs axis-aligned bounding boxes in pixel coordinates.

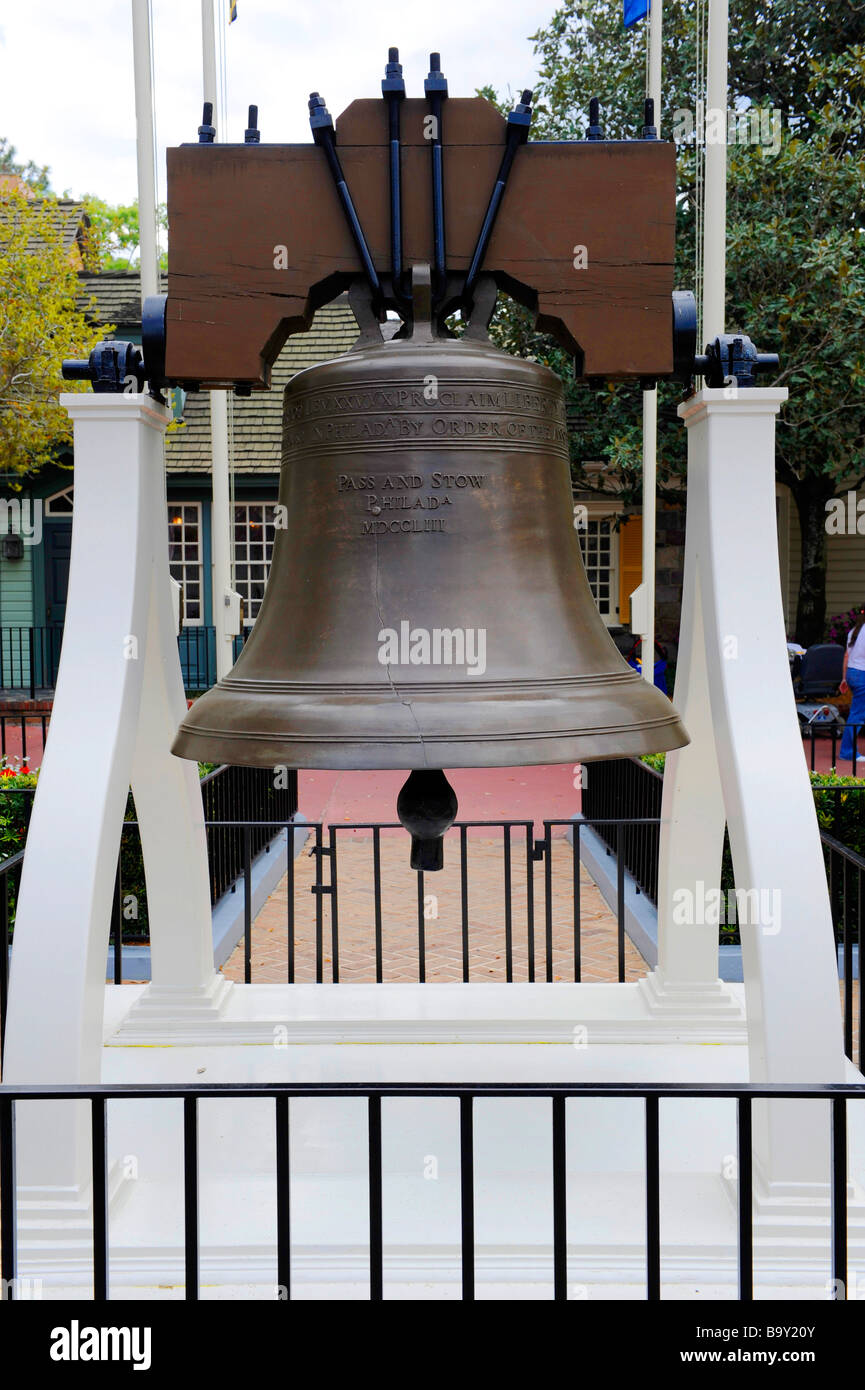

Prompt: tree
[729,46,865,644]
[0,188,104,476]
[485,1,865,643]
[83,195,168,272]
[0,138,51,195]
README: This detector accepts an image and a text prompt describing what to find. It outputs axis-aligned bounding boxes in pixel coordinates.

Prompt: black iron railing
[0,713,49,766]
[0,1078,858,1302]
[584,757,865,1070]
[0,625,249,700]
[175,627,248,693]
[196,765,297,905]
[824,830,865,1065]
[216,815,661,989]
[582,757,663,899]
[802,720,865,775]
[0,627,63,699]
[0,766,297,1023]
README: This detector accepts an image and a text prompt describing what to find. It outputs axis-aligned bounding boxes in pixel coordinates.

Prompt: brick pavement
[223,831,648,985]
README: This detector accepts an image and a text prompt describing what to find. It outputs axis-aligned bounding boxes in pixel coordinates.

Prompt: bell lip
[171,719,689,771]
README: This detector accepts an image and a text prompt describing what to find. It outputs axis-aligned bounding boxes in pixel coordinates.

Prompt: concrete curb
[570,821,749,983]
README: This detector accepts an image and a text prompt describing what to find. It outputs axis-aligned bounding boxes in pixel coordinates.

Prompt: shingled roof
[2,190,90,265]
[78,269,166,333]
[76,271,359,475]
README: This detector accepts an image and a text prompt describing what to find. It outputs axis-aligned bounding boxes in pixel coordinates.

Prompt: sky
[0,0,560,208]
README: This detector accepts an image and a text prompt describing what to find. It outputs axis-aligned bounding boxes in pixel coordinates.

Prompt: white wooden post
[648,387,846,1188]
[3,391,226,1202]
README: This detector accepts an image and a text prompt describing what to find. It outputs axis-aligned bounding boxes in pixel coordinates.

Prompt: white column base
[16,1160,133,1246]
[112,974,233,1041]
[723,1163,865,1260]
[639,968,746,1031]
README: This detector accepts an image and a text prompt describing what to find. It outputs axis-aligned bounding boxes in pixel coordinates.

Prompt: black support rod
[309,92,382,307]
[424,52,448,306]
[462,89,533,306]
[382,48,406,304]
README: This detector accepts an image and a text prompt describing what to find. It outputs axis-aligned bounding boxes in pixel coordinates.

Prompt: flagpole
[702,0,728,341]
[639,0,662,684]
[202,0,235,680]
[131,0,159,304]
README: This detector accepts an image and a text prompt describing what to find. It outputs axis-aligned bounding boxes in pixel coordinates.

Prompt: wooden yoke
[165,96,676,388]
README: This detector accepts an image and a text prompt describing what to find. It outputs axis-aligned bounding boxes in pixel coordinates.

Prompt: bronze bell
[172,273,688,864]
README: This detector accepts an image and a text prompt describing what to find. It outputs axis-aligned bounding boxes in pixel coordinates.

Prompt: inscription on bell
[335,468,487,536]
[338,473,484,491]
[281,377,568,460]
[362,518,447,535]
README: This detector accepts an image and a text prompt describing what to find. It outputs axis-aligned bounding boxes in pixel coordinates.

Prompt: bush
[1,761,216,939]
[638,756,863,942]
[809,769,865,857]
[827,608,864,647]
[0,768,38,859]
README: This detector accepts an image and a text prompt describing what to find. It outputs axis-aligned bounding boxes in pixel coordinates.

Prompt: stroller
[793,643,844,737]
[625,636,669,694]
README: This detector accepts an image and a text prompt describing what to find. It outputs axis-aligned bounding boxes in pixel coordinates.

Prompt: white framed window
[578,518,619,625]
[45,486,74,515]
[233,502,278,626]
[167,502,203,625]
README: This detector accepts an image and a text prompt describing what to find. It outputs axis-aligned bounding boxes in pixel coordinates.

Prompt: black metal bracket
[669,290,779,389]
[62,294,169,400]
[424,53,448,309]
[61,341,148,395]
[462,89,533,309]
[142,294,168,389]
[696,335,780,389]
[382,48,407,309]
[309,91,383,311]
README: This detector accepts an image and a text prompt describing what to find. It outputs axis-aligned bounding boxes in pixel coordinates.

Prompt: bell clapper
[397,769,459,872]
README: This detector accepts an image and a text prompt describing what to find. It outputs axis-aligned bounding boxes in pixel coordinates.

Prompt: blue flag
[624,0,649,26]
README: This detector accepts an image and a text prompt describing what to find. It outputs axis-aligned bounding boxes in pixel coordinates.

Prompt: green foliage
[1,764,218,942]
[0,137,51,194]
[810,769,865,859]
[640,758,864,941]
[82,195,168,272]
[728,46,865,506]
[0,188,104,476]
[0,771,37,859]
[639,752,667,774]
[484,4,865,635]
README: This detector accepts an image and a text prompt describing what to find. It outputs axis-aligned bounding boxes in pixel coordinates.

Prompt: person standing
[840,609,865,764]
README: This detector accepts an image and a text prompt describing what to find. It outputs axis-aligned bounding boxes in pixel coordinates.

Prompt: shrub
[827,608,864,647]
[1,761,217,939]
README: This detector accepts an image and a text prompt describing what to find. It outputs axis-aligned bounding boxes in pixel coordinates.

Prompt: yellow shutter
[618,516,643,625]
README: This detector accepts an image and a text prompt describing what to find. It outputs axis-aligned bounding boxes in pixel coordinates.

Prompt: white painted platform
[11,983,865,1301]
